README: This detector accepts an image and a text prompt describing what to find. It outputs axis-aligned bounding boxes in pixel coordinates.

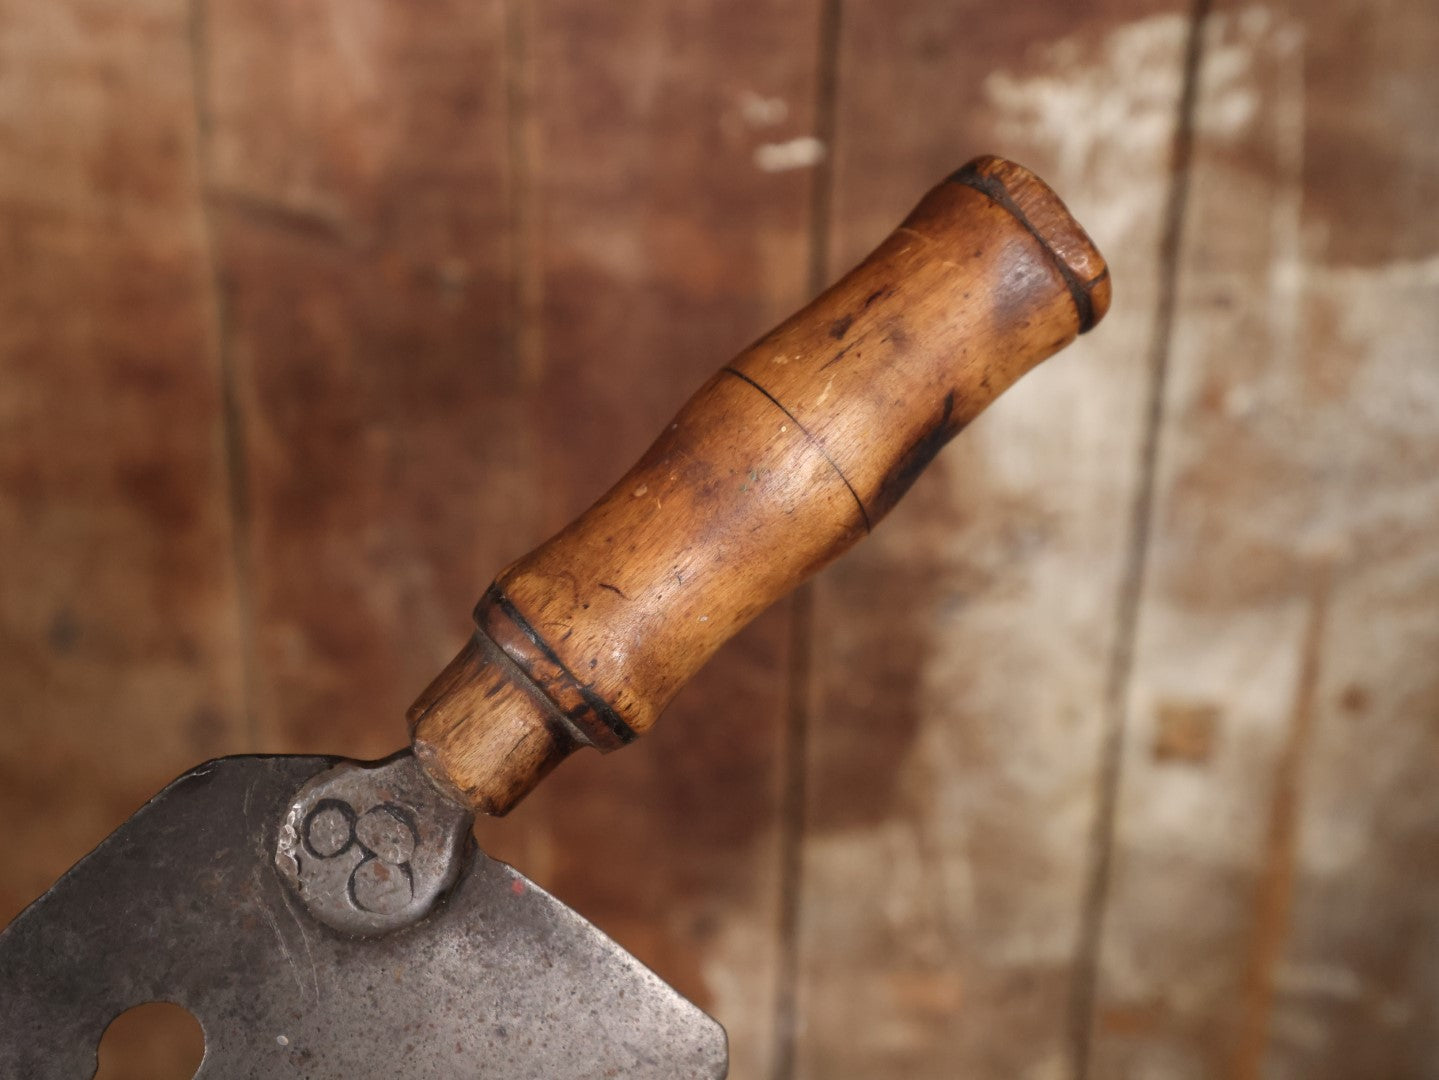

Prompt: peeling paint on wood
[1090,2,1439,1076]
[793,3,1184,1077]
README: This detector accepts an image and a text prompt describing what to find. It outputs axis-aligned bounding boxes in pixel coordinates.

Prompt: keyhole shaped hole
[94,1002,204,1080]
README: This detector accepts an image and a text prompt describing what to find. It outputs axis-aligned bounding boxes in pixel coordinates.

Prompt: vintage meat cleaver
[0,156,1109,1077]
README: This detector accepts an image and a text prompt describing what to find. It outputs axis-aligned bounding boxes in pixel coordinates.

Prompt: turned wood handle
[408,156,1110,815]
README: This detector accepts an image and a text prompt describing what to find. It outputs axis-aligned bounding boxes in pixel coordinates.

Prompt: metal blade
[0,755,728,1078]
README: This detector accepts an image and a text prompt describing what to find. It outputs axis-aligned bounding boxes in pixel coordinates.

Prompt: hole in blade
[94,1002,204,1080]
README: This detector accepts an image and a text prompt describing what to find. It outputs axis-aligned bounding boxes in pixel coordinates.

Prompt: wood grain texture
[791,3,1187,1077]
[1088,2,1439,1077]
[412,160,1109,814]
[0,0,244,916]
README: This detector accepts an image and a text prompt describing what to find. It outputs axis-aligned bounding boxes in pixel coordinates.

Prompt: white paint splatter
[739,90,789,127]
[754,136,826,173]
[983,8,1283,245]
[984,13,1188,244]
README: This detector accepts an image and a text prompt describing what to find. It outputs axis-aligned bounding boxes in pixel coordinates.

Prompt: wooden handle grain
[408,156,1110,815]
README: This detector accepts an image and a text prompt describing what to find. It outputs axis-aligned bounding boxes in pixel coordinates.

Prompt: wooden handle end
[947,156,1111,331]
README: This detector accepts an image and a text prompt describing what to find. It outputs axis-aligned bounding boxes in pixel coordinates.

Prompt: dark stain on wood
[820,342,857,371]
[1339,683,1369,714]
[869,391,959,520]
[46,610,81,654]
[861,286,894,310]
[882,321,911,351]
[1152,701,1220,764]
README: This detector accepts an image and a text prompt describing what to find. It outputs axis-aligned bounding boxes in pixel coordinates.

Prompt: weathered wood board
[1089,2,1439,1077]
[791,3,1189,1077]
[0,0,244,922]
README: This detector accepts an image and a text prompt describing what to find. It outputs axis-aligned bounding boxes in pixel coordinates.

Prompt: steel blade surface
[0,756,728,1078]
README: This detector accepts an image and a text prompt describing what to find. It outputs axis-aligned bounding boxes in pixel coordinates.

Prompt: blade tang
[273,750,472,936]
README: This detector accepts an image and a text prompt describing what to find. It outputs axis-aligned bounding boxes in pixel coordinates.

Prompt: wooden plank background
[1,1,1434,1077]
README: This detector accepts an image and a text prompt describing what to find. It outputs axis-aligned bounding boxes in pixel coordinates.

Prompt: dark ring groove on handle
[721,365,874,533]
[949,159,1109,333]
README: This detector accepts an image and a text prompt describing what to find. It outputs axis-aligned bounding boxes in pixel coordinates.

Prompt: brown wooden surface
[2,2,1436,1079]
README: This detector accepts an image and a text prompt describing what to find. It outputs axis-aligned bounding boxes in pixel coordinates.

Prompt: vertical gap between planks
[804,0,842,298]
[772,584,815,1080]
[1067,0,1213,1075]
[187,0,261,748]
[1230,573,1329,1079]
[498,0,549,880]
[503,0,545,393]
[772,2,843,1077]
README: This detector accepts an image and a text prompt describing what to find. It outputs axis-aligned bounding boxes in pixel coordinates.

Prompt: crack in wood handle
[407,155,1110,816]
